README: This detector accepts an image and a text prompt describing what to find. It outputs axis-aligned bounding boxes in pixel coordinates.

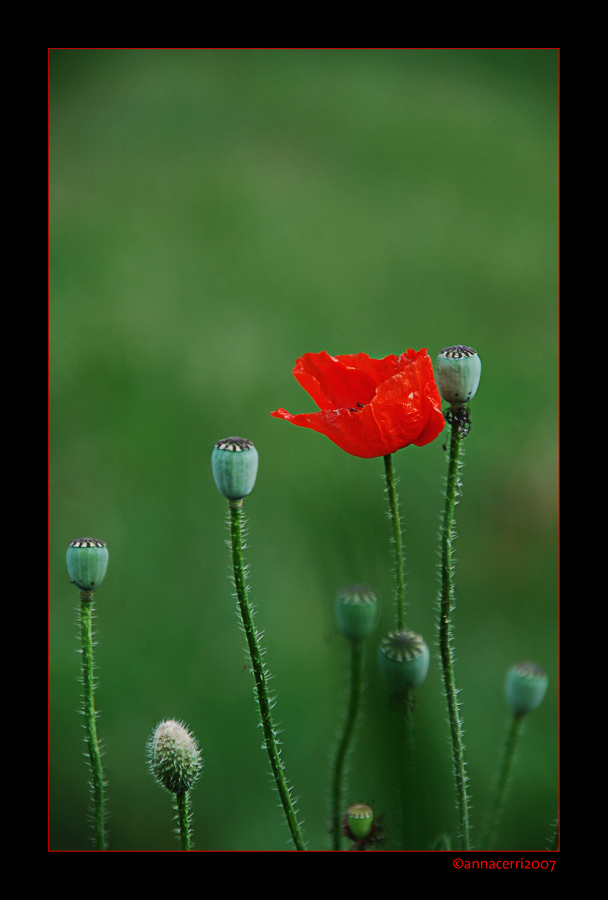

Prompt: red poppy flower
[271,349,445,458]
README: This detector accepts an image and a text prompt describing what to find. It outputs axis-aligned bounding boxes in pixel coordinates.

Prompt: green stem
[383,454,406,630]
[398,695,416,850]
[228,502,306,851]
[438,423,472,851]
[331,641,364,851]
[395,693,418,850]
[176,792,192,851]
[480,714,525,850]
[79,592,106,851]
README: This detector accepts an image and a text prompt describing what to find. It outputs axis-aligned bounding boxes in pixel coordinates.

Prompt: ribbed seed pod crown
[148,719,203,795]
[505,662,548,717]
[378,630,430,693]
[335,584,379,643]
[211,437,259,501]
[346,803,374,840]
[66,538,109,592]
[436,345,481,407]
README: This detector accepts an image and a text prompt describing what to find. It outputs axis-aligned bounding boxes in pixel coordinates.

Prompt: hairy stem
[176,792,192,851]
[79,593,106,851]
[396,698,415,850]
[480,714,525,850]
[438,423,472,851]
[229,502,306,851]
[383,454,406,629]
[331,641,364,850]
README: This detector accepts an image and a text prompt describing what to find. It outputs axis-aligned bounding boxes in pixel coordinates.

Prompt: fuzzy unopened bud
[148,719,203,795]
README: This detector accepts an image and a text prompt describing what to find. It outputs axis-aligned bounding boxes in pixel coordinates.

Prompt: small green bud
[148,719,203,795]
[436,345,481,407]
[211,436,259,502]
[378,630,430,694]
[346,803,374,840]
[505,662,548,717]
[336,584,379,643]
[66,538,108,592]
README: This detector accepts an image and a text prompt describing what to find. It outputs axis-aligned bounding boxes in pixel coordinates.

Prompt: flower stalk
[330,585,378,850]
[228,501,306,851]
[480,663,549,850]
[78,592,107,851]
[175,792,193,851]
[479,713,524,851]
[383,453,406,629]
[438,419,471,851]
[211,437,305,850]
[378,630,430,848]
[436,346,481,851]
[67,538,109,851]
[331,639,364,850]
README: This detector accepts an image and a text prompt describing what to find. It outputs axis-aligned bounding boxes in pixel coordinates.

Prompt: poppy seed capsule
[346,803,374,840]
[148,719,203,795]
[378,630,430,693]
[66,538,108,591]
[211,437,259,502]
[336,584,379,643]
[505,662,548,717]
[436,345,481,407]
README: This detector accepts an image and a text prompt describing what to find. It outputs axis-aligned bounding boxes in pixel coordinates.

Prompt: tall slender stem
[396,699,416,850]
[480,715,525,850]
[331,641,364,850]
[79,593,106,851]
[439,423,472,851]
[228,502,306,851]
[383,454,406,629]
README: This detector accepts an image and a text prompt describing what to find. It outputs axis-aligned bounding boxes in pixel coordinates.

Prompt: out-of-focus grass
[49,48,558,852]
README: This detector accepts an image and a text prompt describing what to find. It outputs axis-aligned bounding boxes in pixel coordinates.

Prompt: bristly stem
[79,592,107,851]
[396,695,416,850]
[176,792,192,851]
[480,714,525,850]
[331,641,364,851]
[383,454,406,630]
[228,501,306,851]
[438,422,472,851]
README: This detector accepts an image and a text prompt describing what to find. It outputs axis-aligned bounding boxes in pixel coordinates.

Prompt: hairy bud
[148,719,203,795]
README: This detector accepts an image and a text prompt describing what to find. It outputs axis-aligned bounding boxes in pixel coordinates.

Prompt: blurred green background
[49,48,558,852]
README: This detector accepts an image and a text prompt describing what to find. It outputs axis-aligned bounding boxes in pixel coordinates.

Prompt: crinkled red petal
[271,349,444,458]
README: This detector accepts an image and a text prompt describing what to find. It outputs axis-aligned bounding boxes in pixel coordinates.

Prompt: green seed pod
[148,719,203,795]
[505,662,548,717]
[66,538,109,591]
[346,803,374,840]
[336,584,379,643]
[211,436,259,502]
[436,345,482,407]
[378,630,430,694]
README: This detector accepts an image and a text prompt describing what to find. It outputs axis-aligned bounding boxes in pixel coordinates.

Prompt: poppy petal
[271,349,444,458]
[293,352,381,410]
